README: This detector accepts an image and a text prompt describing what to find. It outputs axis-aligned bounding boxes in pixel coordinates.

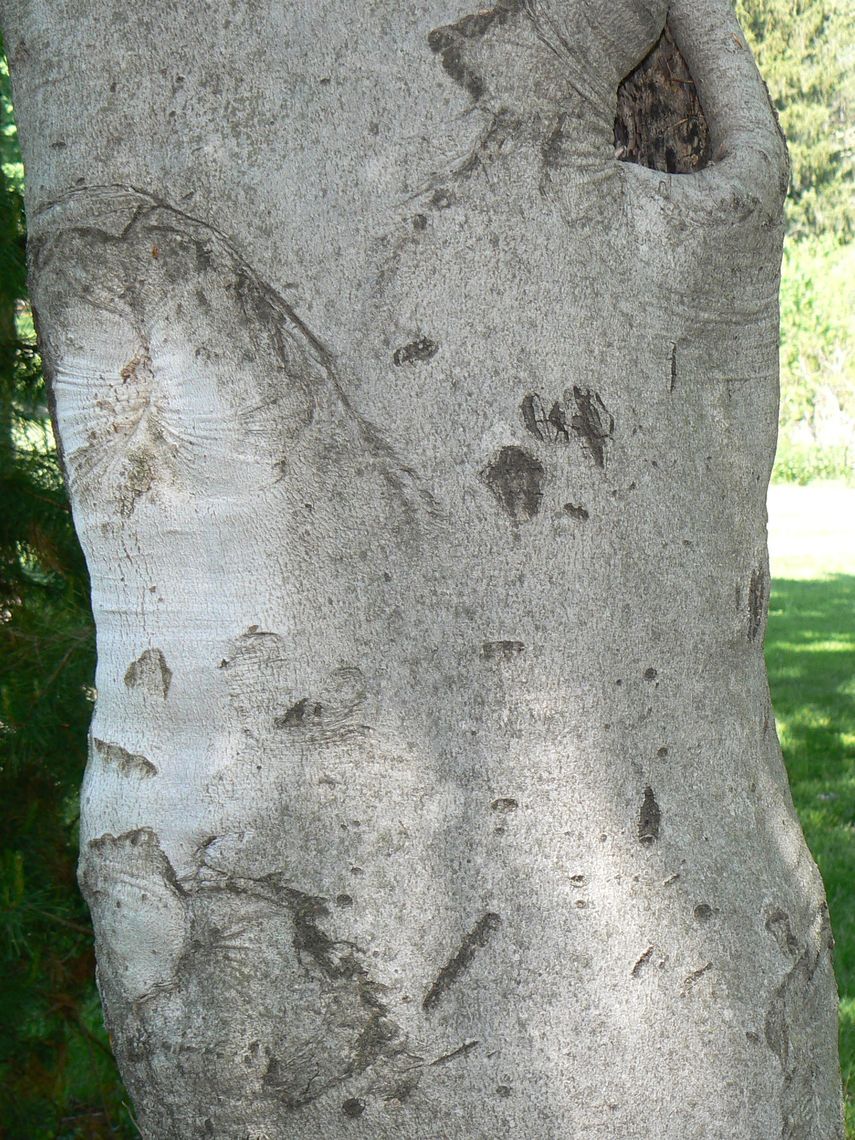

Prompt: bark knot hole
[615,25,711,174]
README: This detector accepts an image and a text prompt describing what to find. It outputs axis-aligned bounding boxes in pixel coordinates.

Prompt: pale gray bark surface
[2,0,844,1136]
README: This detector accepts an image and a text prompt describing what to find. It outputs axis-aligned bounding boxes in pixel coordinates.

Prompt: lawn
[766,483,855,1134]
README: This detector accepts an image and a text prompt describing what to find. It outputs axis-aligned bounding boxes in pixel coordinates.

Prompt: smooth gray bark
[2,0,844,1136]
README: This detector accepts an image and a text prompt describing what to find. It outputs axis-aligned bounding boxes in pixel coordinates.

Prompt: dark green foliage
[733,0,854,482]
[0,44,135,1140]
[735,0,854,242]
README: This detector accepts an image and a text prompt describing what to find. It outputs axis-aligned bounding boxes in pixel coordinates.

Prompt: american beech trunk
[2,0,844,1136]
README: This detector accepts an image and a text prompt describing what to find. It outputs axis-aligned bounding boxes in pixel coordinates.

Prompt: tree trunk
[2,0,843,1135]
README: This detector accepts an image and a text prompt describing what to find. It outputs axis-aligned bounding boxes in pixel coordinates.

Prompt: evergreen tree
[735,0,854,241]
[0,45,134,1140]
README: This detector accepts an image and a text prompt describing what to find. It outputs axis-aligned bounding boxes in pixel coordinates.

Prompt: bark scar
[481,446,545,523]
[427,0,525,100]
[423,912,501,1011]
[93,737,158,778]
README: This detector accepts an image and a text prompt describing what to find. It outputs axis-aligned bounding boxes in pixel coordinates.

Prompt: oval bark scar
[481,446,544,522]
[124,647,172,698]
[93,737,158,778]
[638,785,661,844]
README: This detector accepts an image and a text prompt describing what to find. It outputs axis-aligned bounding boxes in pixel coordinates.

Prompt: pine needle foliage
[735,0,854,241]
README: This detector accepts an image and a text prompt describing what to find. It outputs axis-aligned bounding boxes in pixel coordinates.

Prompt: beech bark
[1,0,844,1136]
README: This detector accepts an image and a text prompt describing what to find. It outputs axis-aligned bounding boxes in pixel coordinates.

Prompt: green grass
[766,483,855,1134]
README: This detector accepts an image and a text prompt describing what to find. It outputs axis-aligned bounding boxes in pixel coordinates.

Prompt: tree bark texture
[2,0,843,1136]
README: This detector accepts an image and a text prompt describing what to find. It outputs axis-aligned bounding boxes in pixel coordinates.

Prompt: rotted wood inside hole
[615,25,711,174]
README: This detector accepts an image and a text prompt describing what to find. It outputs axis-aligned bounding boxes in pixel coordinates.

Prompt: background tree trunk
[1,0,843,1135]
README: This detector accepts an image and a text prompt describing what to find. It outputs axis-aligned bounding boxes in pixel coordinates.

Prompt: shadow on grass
[766,574,855,1129]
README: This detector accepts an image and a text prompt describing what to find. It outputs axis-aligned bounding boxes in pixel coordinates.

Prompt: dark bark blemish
[481,640,524,661]
[522,388,612,461]
[521,393,547,441]
[263,1054,322,1109]
[427,0,524,100]
[342,1098,365,1118]
[120,449,157,518]
[350,978,403,1075]
[279,886,357,980]
[763,916,836,1137]
[124,647,172,697]
[385,1074,421,1103]
[638,786,661,845]
[430,188,454,210]
[491,797,518,813]
[272,667,367,742]
[451,108,521,183]
[392,337,439,366]
[423,913,501,1011]
[481,446,545,523]
[681,962,713,994]
[644,667,658,681]
[615,25,711,174]
[93,737,157,778]
[819,901,835,955]
[670,343,677,392]
[274,698,323,729]
[564,503,589,521]
[542,112,569,172]
[548,401,570,442]
[85,826,183,891]
[631,946,654,977]
[413,213,428,231]
[765,907,799,957]
[248,879,407,1105]
[521,392,571,445]
[428,27,484,100]
[571,387,614,468]
[749,567,766,641]
[694,903,714,922]
[497,1084,512,1097]
[431,1039,480,1065]
[764,990,788,1066]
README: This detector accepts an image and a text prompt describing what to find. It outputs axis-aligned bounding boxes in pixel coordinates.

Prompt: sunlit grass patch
[766,563,855,1134]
